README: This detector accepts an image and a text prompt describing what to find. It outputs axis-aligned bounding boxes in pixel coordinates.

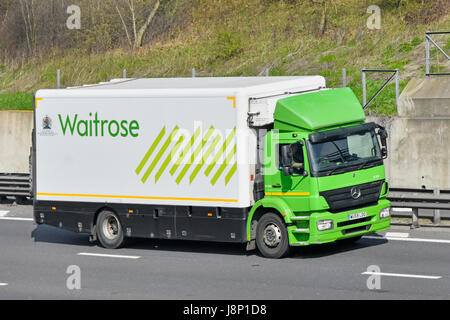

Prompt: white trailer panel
[34,77,325,208]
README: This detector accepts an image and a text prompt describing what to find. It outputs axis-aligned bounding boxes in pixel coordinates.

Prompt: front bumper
[287,199,391,246]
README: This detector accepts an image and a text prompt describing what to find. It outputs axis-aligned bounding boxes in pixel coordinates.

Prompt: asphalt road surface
[1,201,450,300]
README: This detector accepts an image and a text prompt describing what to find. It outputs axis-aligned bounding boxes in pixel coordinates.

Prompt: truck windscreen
[307,129,382,177]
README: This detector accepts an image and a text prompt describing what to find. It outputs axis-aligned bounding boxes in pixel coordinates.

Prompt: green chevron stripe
[135,127,166,175]
[189,134,221,184]
[141,126,180,183]
[210,145,236,186]
[225,162,237,185]
[175,126,215,184]
[170,126,201,176]
[154,135,185,183]
[204,128,236,177]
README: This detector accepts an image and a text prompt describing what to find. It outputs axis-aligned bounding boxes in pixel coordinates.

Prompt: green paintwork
[142,126,180,183]
[211,145,236,185]
[317,166,386,192]
[155,135,185,183]
[176,126,215,184]
[225,163,237,185]
[170,126,201,176]
[136,125,237,186]
[204,128,236,176]
[135,126,166,174]
[273,88,365,132]
[190,135,221,183]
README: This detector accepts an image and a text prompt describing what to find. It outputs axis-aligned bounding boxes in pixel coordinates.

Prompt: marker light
[379,207,391,219]
[317,220,334,231]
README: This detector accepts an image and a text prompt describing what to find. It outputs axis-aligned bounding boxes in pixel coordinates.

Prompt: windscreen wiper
[326,164,345,176]
[355,158,375,171]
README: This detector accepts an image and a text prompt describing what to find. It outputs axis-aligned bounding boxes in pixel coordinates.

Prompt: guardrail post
[362,69,367,107]
[57,69,61,89]
[265,67,269,77]
[123,69,127,78]
[395,69,399,110]
[425,33,430,76]
[411,208,420,229]
[434,188,441,225]
[342,68,346,87]
[192,68,196,78]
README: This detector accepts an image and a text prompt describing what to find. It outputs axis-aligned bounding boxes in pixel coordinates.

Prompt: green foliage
[411,37,422,47]
[213,31,243,60]
[320,54,336,64]
[0,92,34,110]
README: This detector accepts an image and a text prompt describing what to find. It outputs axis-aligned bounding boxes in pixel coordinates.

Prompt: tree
[19,0,37,55]
[113,0,161,50]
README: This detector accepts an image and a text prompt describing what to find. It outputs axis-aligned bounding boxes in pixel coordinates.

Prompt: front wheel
[96,210,126,249]
[256,213,291,259]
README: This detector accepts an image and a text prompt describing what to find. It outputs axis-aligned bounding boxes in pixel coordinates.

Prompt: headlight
[317,219,334,231]
[379,207,390,219]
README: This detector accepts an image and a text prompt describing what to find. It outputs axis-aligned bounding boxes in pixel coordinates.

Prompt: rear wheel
[256,212,291,259]
[96,210,126,249]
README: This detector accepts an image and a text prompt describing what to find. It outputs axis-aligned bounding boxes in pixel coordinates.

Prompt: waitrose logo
[58,113,140,137]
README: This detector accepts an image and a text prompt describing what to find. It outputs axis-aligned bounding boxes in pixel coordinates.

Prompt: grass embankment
[0,0,448,114]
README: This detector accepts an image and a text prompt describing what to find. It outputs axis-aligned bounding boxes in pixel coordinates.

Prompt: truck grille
[320,180,384,213]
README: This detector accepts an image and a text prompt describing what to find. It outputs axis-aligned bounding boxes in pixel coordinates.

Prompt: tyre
[96,210,126,249]
[255,212,291,259]
[336,235,362,245]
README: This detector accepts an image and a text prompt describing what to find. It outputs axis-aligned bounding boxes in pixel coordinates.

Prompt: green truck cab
[248,88,391,258]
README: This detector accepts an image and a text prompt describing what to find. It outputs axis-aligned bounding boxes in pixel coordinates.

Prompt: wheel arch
[246,197,294,242]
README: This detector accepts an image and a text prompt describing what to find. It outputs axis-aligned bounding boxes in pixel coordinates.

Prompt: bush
[213,31,243,60]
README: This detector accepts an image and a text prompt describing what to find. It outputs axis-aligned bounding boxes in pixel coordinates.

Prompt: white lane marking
[0,211,9,217]
[0,283,8,286]
[364,235,450,244]
[362,271,441,280]
[0,217,33,221]
[385,232,409,238]
[77,252,141,259]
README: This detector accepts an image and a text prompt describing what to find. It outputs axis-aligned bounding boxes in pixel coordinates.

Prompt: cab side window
[278,143,305,174]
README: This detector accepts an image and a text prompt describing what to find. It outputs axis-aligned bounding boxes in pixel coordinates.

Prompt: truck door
[264,131,311,211]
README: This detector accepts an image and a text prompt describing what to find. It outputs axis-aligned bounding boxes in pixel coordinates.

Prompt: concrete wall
[367,116,450,191]
[368,76,450,191]
[0,111,33,173]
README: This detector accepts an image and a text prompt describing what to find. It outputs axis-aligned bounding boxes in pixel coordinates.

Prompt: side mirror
[281,166,293,176]
[376,126,388,159]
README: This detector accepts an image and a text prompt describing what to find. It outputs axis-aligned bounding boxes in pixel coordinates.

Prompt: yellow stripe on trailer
[36,192,238,203]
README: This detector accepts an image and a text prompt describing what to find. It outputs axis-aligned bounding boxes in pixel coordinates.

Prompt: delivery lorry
[33,76,391,258]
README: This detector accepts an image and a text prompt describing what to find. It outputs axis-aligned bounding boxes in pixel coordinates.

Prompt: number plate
[348,212,367,221]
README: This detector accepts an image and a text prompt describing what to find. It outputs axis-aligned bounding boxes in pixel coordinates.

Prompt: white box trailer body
[34,77,325,210]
